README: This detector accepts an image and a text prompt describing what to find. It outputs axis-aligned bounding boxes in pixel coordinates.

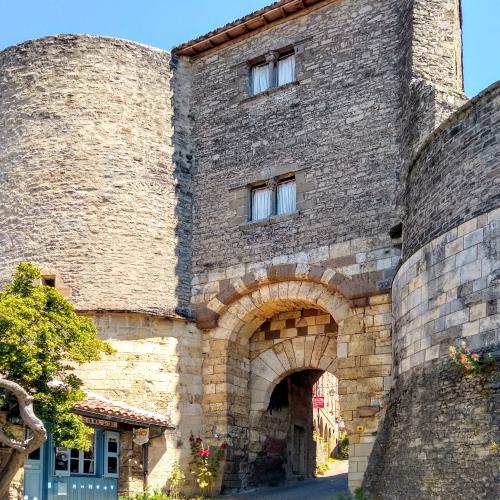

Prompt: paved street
[221,460,349,500]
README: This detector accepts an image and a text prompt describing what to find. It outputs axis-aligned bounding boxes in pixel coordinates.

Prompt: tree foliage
[0,262,113,450]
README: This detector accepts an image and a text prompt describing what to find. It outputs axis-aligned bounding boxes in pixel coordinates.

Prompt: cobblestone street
[222,460,349,500]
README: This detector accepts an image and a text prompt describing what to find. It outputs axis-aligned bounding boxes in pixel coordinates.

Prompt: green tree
[0,263,113,497]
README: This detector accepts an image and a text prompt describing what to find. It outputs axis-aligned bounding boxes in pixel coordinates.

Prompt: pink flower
[199,448,209,457]
[471,353,480,360]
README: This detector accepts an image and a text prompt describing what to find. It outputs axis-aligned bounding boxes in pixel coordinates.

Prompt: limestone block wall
[364,85,500,498]
[0,35,192,315]
[250,308,338,360]
[393,209,500,376]
[76,313,203,489]
[403,82,500,258]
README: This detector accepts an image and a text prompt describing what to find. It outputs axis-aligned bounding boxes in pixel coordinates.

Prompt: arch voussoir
[304,335,316,367]
[292,336,306,367]
[311,335,330,367]
[273,343,291,372]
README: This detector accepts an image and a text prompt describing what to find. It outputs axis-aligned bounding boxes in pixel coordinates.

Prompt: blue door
[25,428,119,500]
[24,445,44,500]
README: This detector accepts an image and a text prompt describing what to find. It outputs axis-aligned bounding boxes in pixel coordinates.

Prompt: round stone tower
[0,36,201,493]
[364,82,500,499]
[0,35,190,316]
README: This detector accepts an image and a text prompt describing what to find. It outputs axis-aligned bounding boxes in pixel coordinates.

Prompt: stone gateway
[0,0,498,499]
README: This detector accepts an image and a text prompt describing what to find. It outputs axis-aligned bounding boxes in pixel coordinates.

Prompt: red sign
[313,396,324,408]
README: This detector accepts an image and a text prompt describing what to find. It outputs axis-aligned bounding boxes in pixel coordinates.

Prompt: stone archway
[201,277,392,492]
[246,302,340,484]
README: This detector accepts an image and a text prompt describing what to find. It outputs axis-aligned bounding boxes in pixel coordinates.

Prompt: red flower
[199,448,209,457]
[196,437,203,444]
[220,443,227,449]
[189,435,194,442]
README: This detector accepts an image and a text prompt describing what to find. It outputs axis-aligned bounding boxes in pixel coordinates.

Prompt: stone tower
[0,0,498,498]
[0,35,202,490]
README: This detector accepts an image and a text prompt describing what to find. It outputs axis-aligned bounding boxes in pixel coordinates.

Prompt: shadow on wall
[363,360,499,499]
[170,54,194,320]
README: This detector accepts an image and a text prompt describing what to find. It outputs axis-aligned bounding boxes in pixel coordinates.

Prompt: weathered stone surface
[0,0,497,497]
[0,35,193,317]
[364,360,500,499]
[403,84,500,259]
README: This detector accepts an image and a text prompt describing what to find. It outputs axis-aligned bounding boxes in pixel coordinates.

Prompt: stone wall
[118,430,145,496]
[393,210,500,377]
[187,0,404,277]
[76,313,203,489]
[250,308,338,360]
[399,0,467,177]
[363,81,500,498]
[0,35,192,315]
[403,82,500,258]
[249,370,319,486]
[364,359,499,500]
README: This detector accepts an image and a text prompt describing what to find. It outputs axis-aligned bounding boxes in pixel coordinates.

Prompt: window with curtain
[252,186,272,221]
[277,179,296,215]
[250,177,296,221]
[251,63,271,94]
[277,54,296,86]
[250,49,296,95]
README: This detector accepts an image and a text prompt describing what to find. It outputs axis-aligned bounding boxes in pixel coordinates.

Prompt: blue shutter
[103,431,120,479]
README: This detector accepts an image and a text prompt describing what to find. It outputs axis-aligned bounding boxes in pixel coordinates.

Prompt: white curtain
[277,180,296,215]
[252,187,272,220]
[252,64,270,94]
[277,54,295,86]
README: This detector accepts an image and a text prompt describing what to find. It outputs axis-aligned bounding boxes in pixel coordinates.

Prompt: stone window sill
[240,81,300,105]
[239,211,300,231]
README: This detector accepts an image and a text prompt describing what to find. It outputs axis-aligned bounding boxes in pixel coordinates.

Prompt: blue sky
[0,0,498,97]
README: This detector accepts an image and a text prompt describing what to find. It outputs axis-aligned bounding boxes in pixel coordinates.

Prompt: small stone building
[0,0,498,498]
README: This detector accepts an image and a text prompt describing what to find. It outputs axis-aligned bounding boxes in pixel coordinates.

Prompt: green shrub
[119,489,171,500]
[337,432,349,459]
[334,488,367,500]
[167,462,185,499]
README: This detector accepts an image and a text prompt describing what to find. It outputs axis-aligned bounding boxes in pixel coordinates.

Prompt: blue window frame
[103,431,120,478]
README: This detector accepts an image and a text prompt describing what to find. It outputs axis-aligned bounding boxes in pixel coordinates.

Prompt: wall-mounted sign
[81,416,118,429]
[313,396,325,408]
[133,428,150,445]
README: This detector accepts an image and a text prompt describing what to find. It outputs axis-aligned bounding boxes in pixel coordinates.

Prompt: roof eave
[74,409,175,431]
[172,0,334,58]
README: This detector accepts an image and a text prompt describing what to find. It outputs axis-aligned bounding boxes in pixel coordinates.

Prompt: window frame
[249,48,296,96]
[53,433,96,477]
[251,183,273,221]
[103,431,120,479]
[249,176,296,222]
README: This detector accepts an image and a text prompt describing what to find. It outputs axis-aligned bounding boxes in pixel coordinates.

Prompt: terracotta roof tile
[74,393,174,428]
[173,0,333,57]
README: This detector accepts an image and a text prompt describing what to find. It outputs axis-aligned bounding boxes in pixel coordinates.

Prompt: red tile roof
[172,0,334,57]
[74,393,174,428]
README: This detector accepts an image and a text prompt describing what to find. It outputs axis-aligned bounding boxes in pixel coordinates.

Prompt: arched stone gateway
[201,276,393,492]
